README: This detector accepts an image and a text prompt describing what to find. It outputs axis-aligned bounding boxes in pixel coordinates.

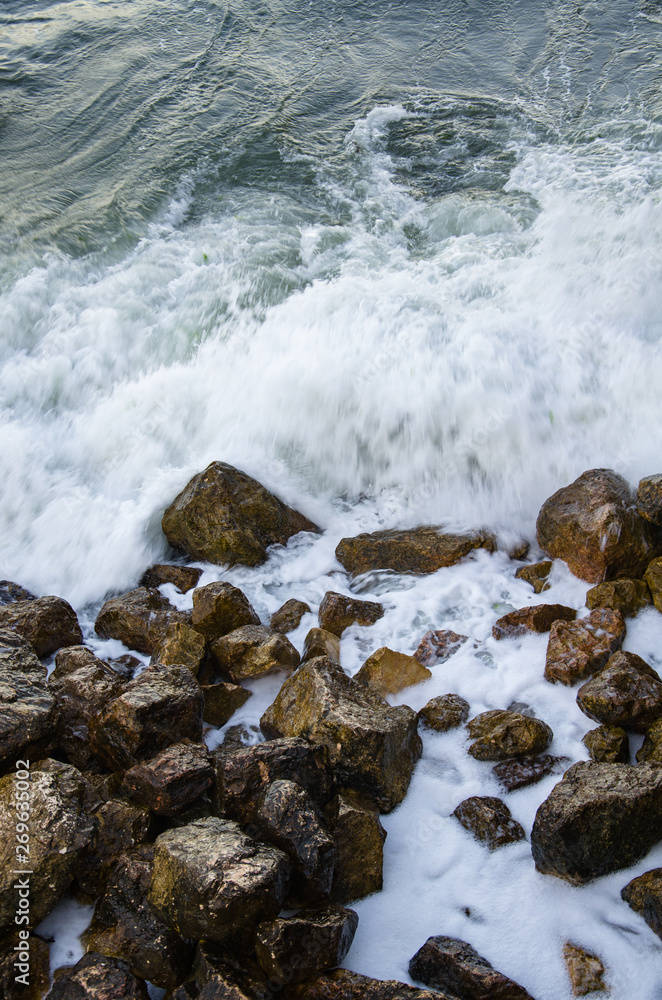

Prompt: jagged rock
[326,791,386,903]
[355,647,431,696]
[0,932,49,1000]
[85,845,193,990]
[418,694,470,732]
[108,654,141,680]
[452,796,525,851]
[508,539,531,561]
[0,759,94,932]
[260,656,422,812]
[49,646,124,768]
[0,581,36,605]
[318,592,384,637]
[210,625,299,682]
[220,724,262,750]
[467,710,553,761]
[637,718,662,764]
[168,984,199,1000]
[47,952,149,1000]
[492,604,576,640]
[76,798,153,898]
[637,474,662,526]
[536,468,659,583]
[531,761,662,883]
[148,817,291,943]
[202,681,251,727]
[90,663,203,769]
[271,599,311,633]
[645,557,662,613]
[191,940,270,999]
[290,969,451,1000]
[544,608,626,685]
[150,623,207,676]
[515,561,552,594]
[162,461,319,566]
[123,741,214,817]
[585,579,651,617]
[336,527,496,578]
[492,754,568,792]
[0,595,82,658]
[582,725,629,763]
[621,868,662,939]
[303,628,341,664]
[140,564,203,593]
[562,943,607,996]
[576,651,662,732]
[255,905,358,984]
[0,629,57,773]
[413,630,468,666]
[191,582,260,640]
[409,935,534,999]
[95,588,189,656]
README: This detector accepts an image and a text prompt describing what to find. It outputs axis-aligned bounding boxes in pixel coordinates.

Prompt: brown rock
[637,474,662,526]
[318,591,384,637]
[0,595,82,658]
[107,655,141,680]
[303,628,341,664]
[576,651,662,732]
[409,935,534,999]
[355,647,431,697]
[46,952,149,1000]
[544,608,626,685]
[191,581,260,640]
[644,556,662,612]
[326,791,386,903]
[515,561,552,594]
[621,868,662,938]
[150,623,207,676]
[202,681,251,727]
[492,755,568,792]
[76,798,153,898]
[140,564,203,593]
[336,526,496,578]
[508,539,531,561]
[413,630,468,666]
[123,741,214,817]
[255,905,358,984]
[271,599,311,633]
[290,969,452,1000]
[191,942,270,999]
[95,588,189,656]
[0,629,57,773]
[452,796,526,851]
[585,578,651,617]
[562,943,607,996]
[0,580,36,605]
[493,604,576,640]
[636,718,662,764]
[418,694,470,732]
[582,725,629,763]
[0,932,49,1000]
[210,625,299,682]
[467,710,553,761]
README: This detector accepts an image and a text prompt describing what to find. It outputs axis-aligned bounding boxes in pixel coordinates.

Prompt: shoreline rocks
[336,526,496,577]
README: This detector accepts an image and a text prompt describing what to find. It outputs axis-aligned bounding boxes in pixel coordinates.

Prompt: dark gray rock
[0,581,36,605]
[0,629,57,773]
[95,587,189,656]
[122,741,214,817]
[255,905,358,984]
[46,952,149,1000]
[409,935,534,999]
[191,582,260,640]
[582,725,629,763]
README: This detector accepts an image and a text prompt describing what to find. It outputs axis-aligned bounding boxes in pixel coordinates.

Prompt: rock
[46,952,150,1000]
[255,905,358,984]
[191,582,260,640]
[582,725,629,763]
[0,595,82,658]
[85,845,193,990]
[0,581,36,605]
[303,628,341,664]
[562,943,607,996]
[644,557,662,612]
[637,719,662,764]
[336,526,496,578]
[150,623,208,676]
[531,761,662,882]
[108,655,142,680]
[621,868,662,939]
[148,817,291,943]
[492,755,568,792]
[140,564,203,593]
[0,932,49,1000]
[413,630,468,666]
[452,796,526,851]
[355,647,431,696]
[0,629,57,773]
[318,592,384,637]
[260,656,422,812]
[220,723,262,750]
[467,710,553,761]
[536,468,659,583]
[515,561,552,594]
[95,588,189,656]
[326,791,386,903]
[90,663,204,769]
[637,474,662,526]
[123,741,214,817]
[202,681,251,727]
[418,694,470,732]
[409,936,534,999]
[544,608,626,685]
[76,798,153,898]
[271,599,311,633]
[576,651,662,732]
[508,539,531,561]
[585,578,651,617]
[210,625,299,682]
[290,969,451,1000]
[162,461,320,566]
[492,604,576,640]
[191,940,270,999]
[0,759,95,932]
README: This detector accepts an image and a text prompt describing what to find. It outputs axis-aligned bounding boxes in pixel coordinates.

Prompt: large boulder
[0,629,57,773]
[576,651,662,732]
[210,625,300,682]
[492,604,575,640]
[0,581,36,605]
[452,796,525,851]
[466,710,553,761]
[326,791,386,904]
[255,905,358,984]
[335,527,496,577]
[122,741,214,817]
[355,647,431,697]
[46,952,149,1000]
[621,868,662,939]
[0,595,82,658]
[544,608,626,685]
[409,936,534,1000]
[318,592,384,637]
[536,469,660,583]
[95,588,189,655]
[260,656,422,812]
[531,761,662,883]
[162,462,319,566]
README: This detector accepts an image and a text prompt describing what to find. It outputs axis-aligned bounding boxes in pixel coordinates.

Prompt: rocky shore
[2,463,662,999]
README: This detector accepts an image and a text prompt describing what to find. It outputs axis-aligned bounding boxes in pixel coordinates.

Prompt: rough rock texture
[290,969,452,1000]
[260,656,422,812]
[271,599,311,633]
[95,587,189,656]
[162,461,320,566]
[418,694,470,732]
[318,592,384,637]
[336,527,496,578]
[492,755,567,793]
[356,647,431,696]
[303,628,341,664]
[621,868,662,939]
[0,932,49,1000]
[46,952,149,1000]
[576,651,662,732]
[492,604,576,640]
[585,579,651,618]
[467,710,553,761]
[413,630,468,666]
[202,681,251,727]
[123,741,214,817]
[191,940,271,998]
[0,580,36,605]
[409,935,534,999]
[536,469,659,583]
[562,943,607,997]
[453,796,526,851]
[255,905,358,984]
[637,474,662,526]
[76,798,153,898]
[515,561,552,594]
[636,718,662,764]
[191,582,260,640]
[90,663,204,769]
[108,655,142,680]
[140,564,202,593]
[210,625,299,682]
[0,595,82,658]
[544,608,626,685]
[531,761,662,883]
[582,725,629,763]
[148,817,291,943]
[326,791,386,903]
[644,557,662,613]
[0,629,57,772]
[150,623,207,676]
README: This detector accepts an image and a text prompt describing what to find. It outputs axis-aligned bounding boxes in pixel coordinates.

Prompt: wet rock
[148,816,291,943]
[452,796,526,851]
[76,798,153,898]
[409,935,534,999]
[515,560,552,594]
[150,623,208,676]
[0,931,49,1000]
[191,582,260,640]
[585,578,651,617]
[418,694,470,732]
[637,474,662,526]
[562,943,607,996]
[47,952,150,1000]
[644,556,662,613]
[108,654,142,680]
[255,905,358,984]
[191,940,270,999]
[0,595,82,658]
[413,630,468,666]
[0,580,36,605]
[220,723,262,750]
[0,629,57,772]
[0,759,95,932]
[318,592,384,637]
[326,791,386,903]
[336,526,496,578]
[291,969,451,1000]
[271,599,311,633]
[492,603,576,640]
[123,741,214,817]
[162,461,320,566]
[355,647,431,697]
[536,468,659,583]
[508,539,530,561]
[582,725,629,763]
[303,627,341,664]
[260,656,422,812]
[621,868,662,939]
[467,710,553,761]
[492,754,568,792]
[531,761,662,883]
[637,718,662,764]
[210,625,299,682]
[140,564,203,593]
[202,681,251,727]
[90,663,204,769]
[544,608,626,685]
[576,651,662,732]
[95,588,189,656]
